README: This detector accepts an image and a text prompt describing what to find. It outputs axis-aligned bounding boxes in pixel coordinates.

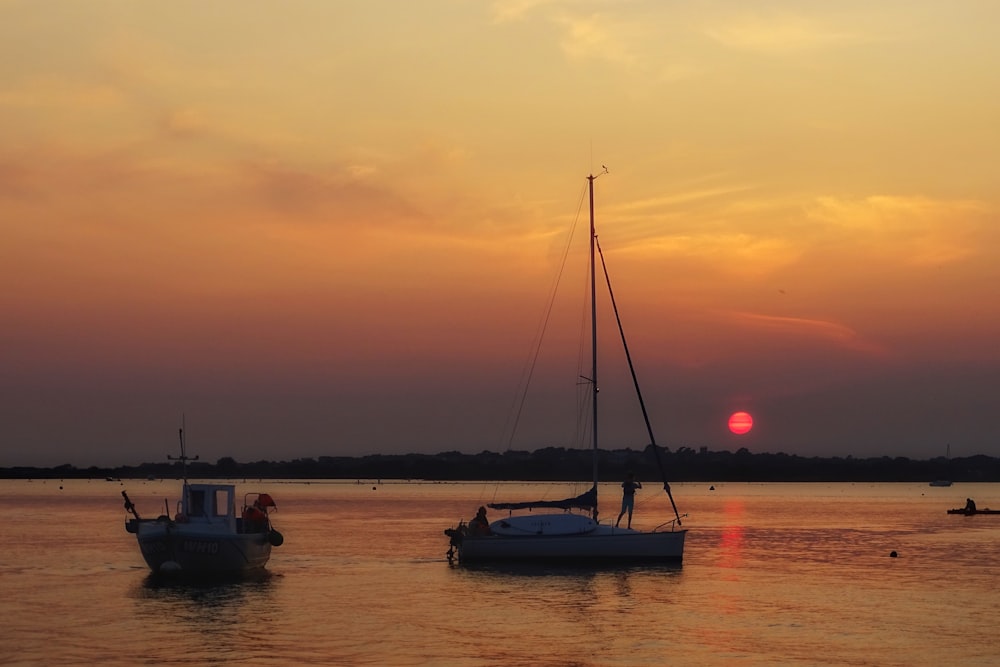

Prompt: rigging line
[572,221,594,452]
[489,180,589,505]
[595,236,683,526]
[499,179,590,452]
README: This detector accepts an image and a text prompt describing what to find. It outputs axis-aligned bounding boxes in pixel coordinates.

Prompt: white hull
[129,519,272,575]
[457,514,686,564]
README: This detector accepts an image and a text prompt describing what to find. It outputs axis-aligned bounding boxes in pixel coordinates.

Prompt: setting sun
[728,412,754,435]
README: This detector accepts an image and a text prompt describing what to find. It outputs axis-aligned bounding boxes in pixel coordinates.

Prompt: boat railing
[652,514,688,532]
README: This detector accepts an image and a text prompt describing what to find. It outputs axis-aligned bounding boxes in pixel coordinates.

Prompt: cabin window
[214,489,231,517]
[188,490,206,516]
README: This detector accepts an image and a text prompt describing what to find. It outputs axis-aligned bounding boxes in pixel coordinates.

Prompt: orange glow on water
[718,500,747,576]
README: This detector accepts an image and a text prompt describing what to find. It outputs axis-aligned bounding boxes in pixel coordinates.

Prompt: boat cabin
[178,483,238,531]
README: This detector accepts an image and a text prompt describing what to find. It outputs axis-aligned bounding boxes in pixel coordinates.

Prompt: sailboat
[929,444,953,487]
[122,421,284,576]
[444,170,687,564]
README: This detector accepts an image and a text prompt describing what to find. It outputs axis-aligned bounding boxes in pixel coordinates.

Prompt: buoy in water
[889,551,898,558]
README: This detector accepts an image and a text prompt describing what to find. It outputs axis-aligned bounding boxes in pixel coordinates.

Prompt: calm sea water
[3,478,999,666]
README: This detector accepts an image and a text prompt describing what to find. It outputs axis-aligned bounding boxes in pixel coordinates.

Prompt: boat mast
[588,172,599,515]
[167,414,198,485]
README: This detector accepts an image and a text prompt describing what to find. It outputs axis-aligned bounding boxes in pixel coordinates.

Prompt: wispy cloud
[0,76,124,110]
[557,14,638,65]
[491,0,562,23]
[636,232,802,280]
[807,195,989,267]
[490,1,693,75]
[723,311,890,357]
[706,12,864,54]
[610,185,756,214]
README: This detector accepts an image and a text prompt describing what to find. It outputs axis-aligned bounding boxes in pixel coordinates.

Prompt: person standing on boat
[616,472,642,529]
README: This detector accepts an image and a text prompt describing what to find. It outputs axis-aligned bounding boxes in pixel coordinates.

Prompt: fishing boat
[122,423,283,576]
[444,170,687,564]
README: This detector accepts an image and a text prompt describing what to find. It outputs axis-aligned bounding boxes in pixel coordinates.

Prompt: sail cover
[488,484,597,512]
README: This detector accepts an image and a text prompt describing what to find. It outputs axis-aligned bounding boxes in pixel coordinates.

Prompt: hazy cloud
[807,195,988,267]
[557,14,638,65]
[0,76,124,110]
[706,12,863,53]
[724,311,890,358]
[491,0,562,23]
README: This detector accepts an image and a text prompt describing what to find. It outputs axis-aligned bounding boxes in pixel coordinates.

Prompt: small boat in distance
[948,498,998,516]
[122,421,283,577]
[444,170,687,565]
[947,508,1000,515]
[929,445,952,486]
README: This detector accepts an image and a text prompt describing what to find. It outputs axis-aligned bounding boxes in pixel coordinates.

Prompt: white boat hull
[456,514,686,564]
[129,518,272,575]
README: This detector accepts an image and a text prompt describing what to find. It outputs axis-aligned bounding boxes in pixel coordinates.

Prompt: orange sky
[2,1,999,466]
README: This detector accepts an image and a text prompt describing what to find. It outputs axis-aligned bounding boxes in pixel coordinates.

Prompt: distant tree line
[4,445,999,482]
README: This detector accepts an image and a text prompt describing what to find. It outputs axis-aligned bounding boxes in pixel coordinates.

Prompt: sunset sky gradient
[3,1,998,466]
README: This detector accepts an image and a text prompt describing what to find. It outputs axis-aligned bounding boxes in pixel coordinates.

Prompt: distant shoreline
[3,446,997,483]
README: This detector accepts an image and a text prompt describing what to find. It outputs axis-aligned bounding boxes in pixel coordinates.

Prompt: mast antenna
[167,414,199,482]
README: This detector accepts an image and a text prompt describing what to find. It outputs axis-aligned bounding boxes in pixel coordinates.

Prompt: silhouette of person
[469,505,492,535]
[965,498,977,513]
[616,472,642,528]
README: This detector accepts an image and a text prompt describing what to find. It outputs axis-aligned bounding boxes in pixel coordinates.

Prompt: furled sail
[488,484,597,512]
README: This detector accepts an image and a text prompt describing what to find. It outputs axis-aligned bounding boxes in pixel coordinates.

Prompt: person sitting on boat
[616,472,642,529]
[965,498,977,513]
[242,498,269,531]
[468,506,492,536]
